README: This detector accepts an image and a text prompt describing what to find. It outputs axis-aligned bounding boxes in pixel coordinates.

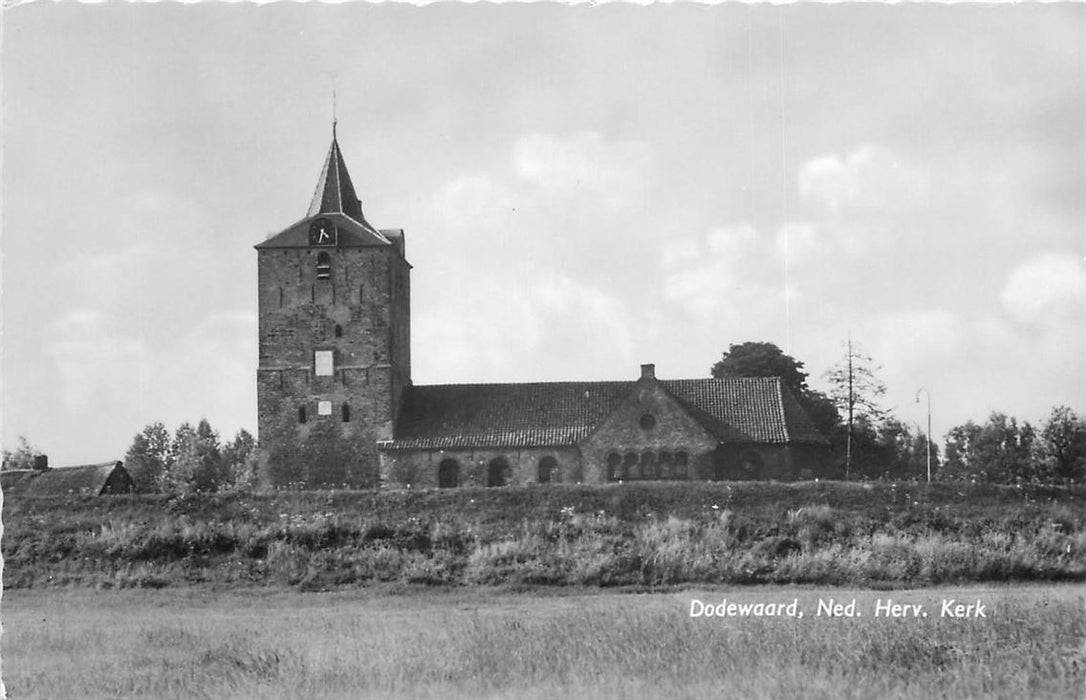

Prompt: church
[255,129,828,489]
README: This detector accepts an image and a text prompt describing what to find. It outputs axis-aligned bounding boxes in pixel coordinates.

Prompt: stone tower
[255,128,411,486]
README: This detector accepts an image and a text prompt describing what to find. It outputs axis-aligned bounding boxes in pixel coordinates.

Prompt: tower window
[298,406,307,424]
[335,324,343,338]
[316,252,331,280]
[342,403,351,422]
[359,285,365,304]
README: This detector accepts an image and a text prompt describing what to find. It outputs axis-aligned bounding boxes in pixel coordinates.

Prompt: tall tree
[710,341,840,439]
[943,412,1037,484]
[222,428,258,489]
[123,422,172,492]
[711,342,809,396]
[825,338,887,479]
[167,420,226,493]
[1036,406,1086,483]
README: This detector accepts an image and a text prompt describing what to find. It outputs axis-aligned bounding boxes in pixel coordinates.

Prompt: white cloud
[46,310,148,413]
[434,174,502,222]
[512,131,652,209]
[414,268,637,383]
[662,224,785,326]
[798,144,928,217]
[1001,251,1086,326]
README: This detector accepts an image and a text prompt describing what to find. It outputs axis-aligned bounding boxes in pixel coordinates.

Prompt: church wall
[257,243,411,487]
[257,247,399,368]
[710,444,796,481]
[380,447,584,489]
[580,370,718,483]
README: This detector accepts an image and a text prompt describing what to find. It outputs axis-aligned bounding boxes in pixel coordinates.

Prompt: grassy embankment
[2,481,1084,590]
[2,585,1083,699]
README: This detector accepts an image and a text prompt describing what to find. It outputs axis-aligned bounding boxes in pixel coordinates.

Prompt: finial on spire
[332,89,338,138]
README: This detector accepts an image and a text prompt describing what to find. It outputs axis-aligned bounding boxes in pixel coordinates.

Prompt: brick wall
[380,447,584,488]
[580,369,718,483]
[257,242,411,486]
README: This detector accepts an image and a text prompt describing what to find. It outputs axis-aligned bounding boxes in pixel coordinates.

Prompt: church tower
[255,127,411,487]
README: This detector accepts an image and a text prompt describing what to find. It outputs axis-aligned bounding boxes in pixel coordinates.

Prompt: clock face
[308,217,338,246]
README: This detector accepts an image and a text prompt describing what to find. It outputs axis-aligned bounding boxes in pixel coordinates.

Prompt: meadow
[2,585,1082,699]
[3,481,1084,590]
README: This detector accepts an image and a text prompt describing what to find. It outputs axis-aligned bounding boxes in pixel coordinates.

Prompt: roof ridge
[771,378,789,442]
[411,379,635,390]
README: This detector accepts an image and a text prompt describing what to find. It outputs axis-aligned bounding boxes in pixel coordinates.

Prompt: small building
[378,364,829,487]
[2,461,135,497]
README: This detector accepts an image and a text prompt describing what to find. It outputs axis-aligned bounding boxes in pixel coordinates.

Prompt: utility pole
[915,388,932,483]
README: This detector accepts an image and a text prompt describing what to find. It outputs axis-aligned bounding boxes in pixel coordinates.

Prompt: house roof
[379,376,827,451]
[1,469,36,491]
[255,132,392,250]
[5,461,130,497]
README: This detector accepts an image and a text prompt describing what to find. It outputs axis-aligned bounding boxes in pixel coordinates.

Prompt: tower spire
[307,122,366,223]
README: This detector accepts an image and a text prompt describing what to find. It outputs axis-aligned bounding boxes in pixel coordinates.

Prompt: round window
[639,413,657,431]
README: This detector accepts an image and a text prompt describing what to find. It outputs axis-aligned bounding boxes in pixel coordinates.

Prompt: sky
[2,4,1084,466]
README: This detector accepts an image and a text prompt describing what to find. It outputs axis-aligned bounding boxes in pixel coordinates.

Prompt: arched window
[298,406,308,424]
[316,252,331,280]
[487,457,510,487]
[606,452,622,481]
[438,459,459,489]
[341,403,351,422]
[538,456,558,484]
[675,451,689,478]
[641,452,657,479]
[334,324,343,338]
[740,450,765,479]
[623,452,639,480]
[658,451,672,479]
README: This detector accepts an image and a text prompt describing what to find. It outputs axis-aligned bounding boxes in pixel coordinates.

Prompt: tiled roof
[6,462,131,496]
[379,376,827,451]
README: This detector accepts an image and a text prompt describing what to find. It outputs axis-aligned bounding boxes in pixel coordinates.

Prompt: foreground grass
[4,481,1084,590]
[2,585,1082,699]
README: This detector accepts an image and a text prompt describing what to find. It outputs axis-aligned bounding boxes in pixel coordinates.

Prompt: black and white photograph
[2,3,1084,698]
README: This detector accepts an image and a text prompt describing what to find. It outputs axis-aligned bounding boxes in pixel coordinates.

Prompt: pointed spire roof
[307,128,366,223]
[256,125,407,251]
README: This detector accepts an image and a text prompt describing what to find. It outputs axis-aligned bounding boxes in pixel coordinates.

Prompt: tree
[2,435,47,471]
[123,422,172,492]
[1035,406,1086,483]
[825,339,887,479]
[710,341,840,438]
[711,342,810,396]
[165,420,227,493]
[943,412,1037,484]
[222,428,258,490]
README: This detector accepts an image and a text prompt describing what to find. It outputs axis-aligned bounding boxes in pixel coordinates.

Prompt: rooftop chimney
[640,363,656,380]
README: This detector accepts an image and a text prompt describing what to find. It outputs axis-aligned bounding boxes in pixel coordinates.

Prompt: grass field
[2,585,1083,699]
[4,482,1085,590]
